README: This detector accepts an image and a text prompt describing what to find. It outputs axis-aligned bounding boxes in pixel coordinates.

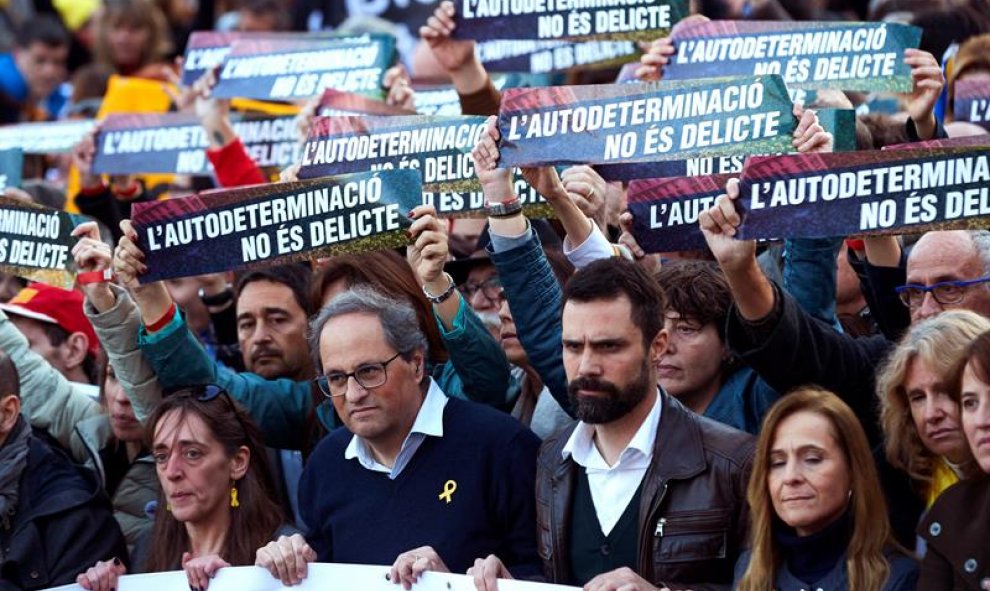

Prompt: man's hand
[904,48,944,141]
[635,14,708,81]
[468,554,514,591]
[791,106,832,154]
[407,204,450,289]
[582,567,668,591]
[113,220,147,289]
[389,546,450,590]
[190,68,234,149]
[471,116,514,200]
[72,127,103,190]
[255,534,317,587]
[698,178,756,273]
[561,165,607,228]
[420,1,477,74]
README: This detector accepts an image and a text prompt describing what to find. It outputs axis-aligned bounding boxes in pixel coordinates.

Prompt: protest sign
[736,147,990,241]
[498,75,795,168]
[0,149,23,193]
[0,197,84,289]
[299,115,549,217]
[317,89,416,117]
[478,39,639,73]
[212,35,395,101]
[43,563,580,591]
[0,120,95,154]
[662,20,920,91]
[953,79,990,130]
[453,0,688,41]
[131,170,421,282]
[627,174,732,252]
[92,113,299,175]
[595,106,853,181]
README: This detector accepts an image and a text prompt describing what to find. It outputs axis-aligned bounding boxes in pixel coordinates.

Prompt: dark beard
[567,358,652,424]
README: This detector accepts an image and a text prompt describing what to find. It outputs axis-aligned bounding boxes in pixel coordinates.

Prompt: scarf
[0,416,31,531]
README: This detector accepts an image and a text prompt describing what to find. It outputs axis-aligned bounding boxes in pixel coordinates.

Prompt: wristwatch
[423,272,457,304]
[486,198,523,218]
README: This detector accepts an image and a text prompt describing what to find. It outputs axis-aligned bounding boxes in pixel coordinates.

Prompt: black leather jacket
[535,393,754,591]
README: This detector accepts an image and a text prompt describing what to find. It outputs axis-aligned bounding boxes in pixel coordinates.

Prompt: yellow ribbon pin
[438,480,457,503]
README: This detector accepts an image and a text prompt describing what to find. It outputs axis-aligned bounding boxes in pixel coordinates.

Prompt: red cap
[0,283,100,356]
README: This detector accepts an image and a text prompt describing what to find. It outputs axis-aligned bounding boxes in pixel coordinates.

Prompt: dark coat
[536,392,755,591]
[0,430,128,591]
[918,478,990,590]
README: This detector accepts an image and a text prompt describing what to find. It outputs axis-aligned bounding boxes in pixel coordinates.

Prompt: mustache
[250,345,282,361]
[567,376,621,397]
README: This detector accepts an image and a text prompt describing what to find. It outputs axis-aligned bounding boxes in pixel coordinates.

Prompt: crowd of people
[2,0,990,590]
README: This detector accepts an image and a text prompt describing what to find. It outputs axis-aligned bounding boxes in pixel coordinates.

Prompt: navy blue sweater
[299,397,543,577]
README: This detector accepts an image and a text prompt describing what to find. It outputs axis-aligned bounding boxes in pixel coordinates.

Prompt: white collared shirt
[562,390,662,535]
[344,378,448,480]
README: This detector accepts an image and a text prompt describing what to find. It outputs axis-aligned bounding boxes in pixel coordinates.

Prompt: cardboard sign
[0,149,23,193]
[299,115,548,217]
[92,113,299,175]
[212,35,395,101]
[596,107,855,180]
[737,147,990,240]
[0,120,95,154]
[498,75,795,168]
[663,20,920,91]
[453,0,688,41]
[953,79,990,130]
[478,39,639,73]
[0,197,85,289]
[131,170,421,281]
[627,174,733,252]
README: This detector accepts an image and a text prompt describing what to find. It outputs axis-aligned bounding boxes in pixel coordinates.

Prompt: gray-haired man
[255,286,542,588]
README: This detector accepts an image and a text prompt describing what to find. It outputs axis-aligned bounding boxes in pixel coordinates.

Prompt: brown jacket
[535,392,755,591]
[918,477,990,590]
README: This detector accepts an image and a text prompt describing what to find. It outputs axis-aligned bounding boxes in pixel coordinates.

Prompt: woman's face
[903,357,970,464]
[152,409,248,525]
[768,410,851,536]
[960,363,990,474]
[107,20,149,67]
[104,369,143,443]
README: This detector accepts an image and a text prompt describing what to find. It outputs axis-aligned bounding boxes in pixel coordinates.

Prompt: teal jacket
[137,298,511,451]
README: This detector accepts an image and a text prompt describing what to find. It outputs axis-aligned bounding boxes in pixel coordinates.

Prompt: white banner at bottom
[44,563,580,591]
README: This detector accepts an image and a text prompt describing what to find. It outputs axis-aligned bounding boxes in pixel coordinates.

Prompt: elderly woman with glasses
[77,385,292,591]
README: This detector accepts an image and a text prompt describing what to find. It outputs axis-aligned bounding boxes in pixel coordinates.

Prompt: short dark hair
[16,15,70,49]
[655,260,731,340]
[563,257,666,346]
[0,349,20,399]
[43,323,98,384]
[238,0,290,29]
[235,264,313,317]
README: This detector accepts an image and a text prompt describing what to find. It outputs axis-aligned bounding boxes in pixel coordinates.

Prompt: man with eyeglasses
[254,285,542,588]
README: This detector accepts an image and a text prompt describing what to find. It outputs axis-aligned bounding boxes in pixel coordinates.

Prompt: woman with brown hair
[76,385,289,591]
[734,386,918,591]
[93,0,174,80]
[875,311,988,519]
[916,330,990,590]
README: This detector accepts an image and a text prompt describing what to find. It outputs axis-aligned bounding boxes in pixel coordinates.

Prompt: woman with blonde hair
[734,387,918,591]
[875,311,987,524]
[93,0,173,80]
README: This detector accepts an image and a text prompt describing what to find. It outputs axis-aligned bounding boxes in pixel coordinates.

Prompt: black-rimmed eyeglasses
[315,352,403,398]
[895,276,990,309]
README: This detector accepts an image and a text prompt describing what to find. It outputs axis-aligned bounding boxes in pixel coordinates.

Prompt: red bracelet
[77,269,116,285]
[112,181,141,199]
[146,302,177,333]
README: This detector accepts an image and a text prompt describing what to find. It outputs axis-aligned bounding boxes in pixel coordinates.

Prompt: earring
[166,503,172,512]
[230,484,240,508]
